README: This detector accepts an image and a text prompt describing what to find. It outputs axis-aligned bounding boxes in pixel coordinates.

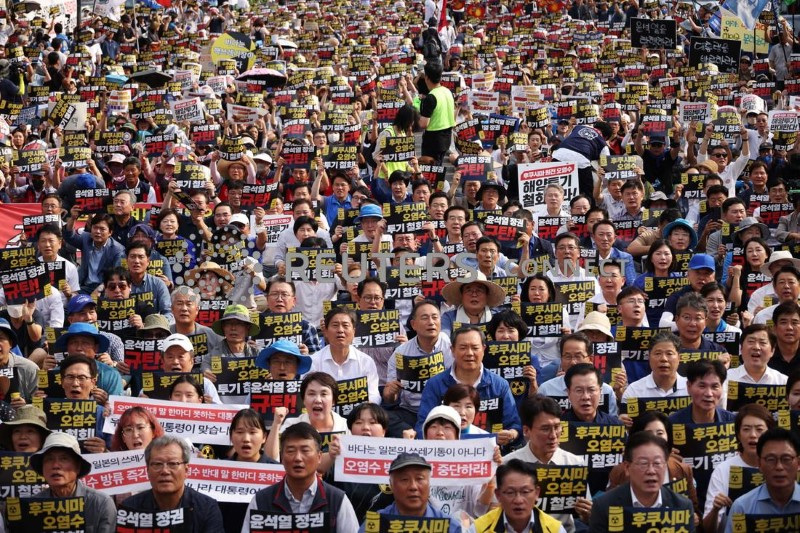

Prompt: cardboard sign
[518,162,578,212]
[280,144,316,169]
[82,450,150,496]
[631,18,676,49]
[0,452,47,499]
[5,496,85,532]
[353,310,401,349]
[512,302,564,337]
[249,511,328,533]
[186,458,284,503]
[382,202,430,234]
[170,97,204,123]
[104,396,249,446]
[361,513,450,533]
[395,352,446,394]
[334,435,496,486]
[689,37,741,74]
[251,311,304,349]
[593,342,624,385]
[0,262,50,304]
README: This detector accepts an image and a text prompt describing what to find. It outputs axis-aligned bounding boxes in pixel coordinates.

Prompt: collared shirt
[538,375,620,417]
[285,479,316,513]
[725,483,800,533]
[622,373,688,404]
[726,365,787,385]
[310,345,381,404]
[503,513,536,533]
[88,238,113,285]
[130,273,174,323]
[387,333,453,410]
[631,486,663,508]
[769,345,800,376]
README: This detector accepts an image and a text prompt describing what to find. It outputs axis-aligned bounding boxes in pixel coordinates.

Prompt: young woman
[487,309,540,395]
[727,236,771,312]
[634,239,681,326]
[519,274,571,374]
[701,282,744,336]
[110,406,164,452]
[168,375,204,403]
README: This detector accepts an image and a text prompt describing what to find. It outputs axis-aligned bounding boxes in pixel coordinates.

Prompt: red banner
[0,203,42,247]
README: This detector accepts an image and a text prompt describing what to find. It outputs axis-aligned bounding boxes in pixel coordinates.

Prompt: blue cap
[66,294,97,315]
[354,204,384,223]
[662,218,698,250]
[54,322,110,354]
[74,173,97,189]
[128,223,157,240]
[0,318,18,347]
[255,339,311,376]
[688,253,715,271]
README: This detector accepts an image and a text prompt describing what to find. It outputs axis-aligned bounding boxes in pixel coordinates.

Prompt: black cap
[389,452,432,473]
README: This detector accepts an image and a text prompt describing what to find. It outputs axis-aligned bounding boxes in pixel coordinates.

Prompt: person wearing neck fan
[440,272,507,336]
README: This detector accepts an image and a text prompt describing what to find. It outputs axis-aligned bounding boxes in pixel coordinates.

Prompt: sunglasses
[107,282,128,290]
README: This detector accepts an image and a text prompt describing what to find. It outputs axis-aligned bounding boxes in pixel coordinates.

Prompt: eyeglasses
[63,374,93,383]
[557,245,579,252]
[500,488,537,498]
[622,298,646,305]
[122,425,150,436]
[761,455,797,467]
[571,387,599,397]
[107,282,128,290]
[710,153,727,159]
[361,295,384,303]
[147,461,186,471]
[631,460,666,470]
[268,292,293,300]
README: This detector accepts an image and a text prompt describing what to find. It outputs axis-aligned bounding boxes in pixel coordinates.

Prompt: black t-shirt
[420,93,453,161]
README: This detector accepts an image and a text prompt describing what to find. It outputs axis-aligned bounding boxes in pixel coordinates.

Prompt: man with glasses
[590,432,694,532]
[697,122,752,197]
[547,233,599,328]
[474,459,566,533]
[725,428,800,533]
[538,333,620,417]
[504,396,592,531]
[123,435,223,533]
[262,277,321,354]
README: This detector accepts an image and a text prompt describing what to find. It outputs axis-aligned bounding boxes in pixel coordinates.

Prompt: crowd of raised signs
[3,0,800,531]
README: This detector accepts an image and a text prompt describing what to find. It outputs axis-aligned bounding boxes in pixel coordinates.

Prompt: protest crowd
[4,0,800,530]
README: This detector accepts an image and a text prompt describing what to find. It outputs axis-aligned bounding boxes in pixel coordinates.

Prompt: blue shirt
[322,194,352,227]
[725,483,800,533]
[358,502,462,533]
[130,273,174,323]
[668,405,736,424]
[415,366,522,438]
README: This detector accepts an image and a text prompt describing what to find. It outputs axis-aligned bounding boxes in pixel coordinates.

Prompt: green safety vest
[426,85,456,131]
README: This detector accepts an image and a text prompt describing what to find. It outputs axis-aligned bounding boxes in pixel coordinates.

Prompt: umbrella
[127,69,173,88]
[236,68,287,88]
[12,0,42,14]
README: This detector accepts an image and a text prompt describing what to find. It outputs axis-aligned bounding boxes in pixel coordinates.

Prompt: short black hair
[293,215,318,234]
[357,276,387,298]
[757,427,800,457]
[630,411,673,449]
[684,359,726,384]
[565,362,601,389]
[60,354,98,378]
[560,332,591,358]
[620,179,644,193]
[424,61,443,83]
[624,431,670,463]
[773,265,800,287]
[496,458,539,488]
[281,422,323,453]
[346,403,389,431]
[35,222,62,241]
[487,309,527,341]
[616,286,647,305]
[451,325,486,347]
[299,372,338,404]
[741,323,775,349]
[722,197,745,213]
[519,395,561,428]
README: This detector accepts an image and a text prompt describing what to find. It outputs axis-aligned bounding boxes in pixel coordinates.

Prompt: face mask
[759,156,772,165]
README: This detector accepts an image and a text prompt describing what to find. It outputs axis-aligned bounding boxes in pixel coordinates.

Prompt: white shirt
[753,303,779,325]
[293,280,337,328]
[272,227,333,266]
[703,453,751,524]
[725,365,787,385]
[309,345,381,404]
[622,373,688,404]
[546,269,600,330]
[747,283,776,315]
[39,254,80,306]
[631,485,663,508]
[697,149,751,198]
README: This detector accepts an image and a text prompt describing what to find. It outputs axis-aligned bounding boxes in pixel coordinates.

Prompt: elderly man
[754,266,800,325]
[416,326,522,446]
[359,453,462,533]
[589,432,695,532]
[473,459,566,533]
[725,428,800,533]
[123,435,223,533]
[30,433,116,533]
[261,277,321,353]
[157,334,221,404]
[168,286,222,347]
[503,396,592,531]
[659,253,717,327]
[56,354,111,454]
[538,333,620,417]
[242,422,358,533]
[52,322,123,402]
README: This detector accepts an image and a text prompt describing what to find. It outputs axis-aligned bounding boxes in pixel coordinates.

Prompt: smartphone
[707,206,722,221]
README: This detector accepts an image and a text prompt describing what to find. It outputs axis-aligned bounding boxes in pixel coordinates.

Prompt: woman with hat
[30,433,116,533]
[662,217,698,253]
[720,217,771,286]
[186,261,235,300]
[0,405,51,452]
[440,271,507,335]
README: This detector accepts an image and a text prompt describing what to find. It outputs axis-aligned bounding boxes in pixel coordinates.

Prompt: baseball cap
[162,333,194,352]
[66,294,96,315]
[389,452,432,473]
[230,213,249,225]
[688,254,715,271]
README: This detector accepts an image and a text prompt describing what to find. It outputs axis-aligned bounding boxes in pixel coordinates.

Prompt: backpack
[422,31,442,61]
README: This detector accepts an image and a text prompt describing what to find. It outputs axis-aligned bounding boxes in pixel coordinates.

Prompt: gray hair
[649,330,681,352]
[144,435,192,464]
[171,285,201,306]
